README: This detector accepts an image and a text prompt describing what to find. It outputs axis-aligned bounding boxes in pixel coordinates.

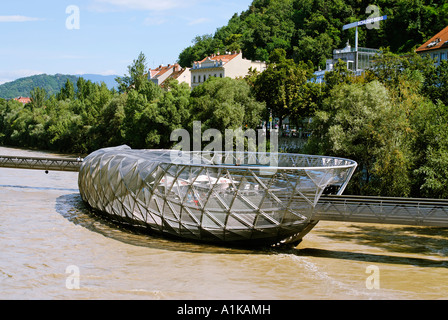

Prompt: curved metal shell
[78,146,357,246]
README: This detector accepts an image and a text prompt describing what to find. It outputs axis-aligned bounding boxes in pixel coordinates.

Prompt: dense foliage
[178,0,448,69]
[304,53,448,199]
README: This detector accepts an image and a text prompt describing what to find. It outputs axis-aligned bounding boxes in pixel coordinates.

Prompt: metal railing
[314,195,448,227]
[0,155,82,172]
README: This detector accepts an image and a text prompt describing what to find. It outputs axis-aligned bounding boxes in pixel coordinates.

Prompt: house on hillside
[148,63,191,87]
[190,51,266,89]
[14,97,31,105]
[416,25,448,65]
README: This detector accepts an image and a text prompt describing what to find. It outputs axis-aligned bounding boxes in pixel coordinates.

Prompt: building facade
[148,63,191,87]
[416,25,448,65]
[190,51,266,89]
[314,42,380,84]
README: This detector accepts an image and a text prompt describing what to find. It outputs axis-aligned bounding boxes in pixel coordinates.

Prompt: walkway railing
[315,195,448,228]
[0,155,82,172]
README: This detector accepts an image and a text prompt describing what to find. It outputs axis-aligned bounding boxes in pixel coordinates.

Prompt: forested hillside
[0,74,79,99]
[0,74,118,99]
[178,0,448,68]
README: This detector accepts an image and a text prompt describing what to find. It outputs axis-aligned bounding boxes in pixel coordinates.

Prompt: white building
[313,41,380,84]
[190,51,266,89]
[148,63,191,87]
[416,25,448,65]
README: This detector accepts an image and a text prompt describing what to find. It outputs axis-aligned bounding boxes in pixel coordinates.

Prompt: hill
[0,74,79,99]
[178,0,448,69]
[0,73,118,99]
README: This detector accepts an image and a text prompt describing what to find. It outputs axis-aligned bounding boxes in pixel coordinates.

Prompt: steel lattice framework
[78,146,357,245]
[315,195,448,227]
[0,155,82,172]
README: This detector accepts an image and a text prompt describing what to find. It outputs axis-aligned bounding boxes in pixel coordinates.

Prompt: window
[433,53,439,63]
[441,52,447,61]
[193,76,196,83]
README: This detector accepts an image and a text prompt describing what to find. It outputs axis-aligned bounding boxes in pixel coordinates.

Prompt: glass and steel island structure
[78,146,358,246]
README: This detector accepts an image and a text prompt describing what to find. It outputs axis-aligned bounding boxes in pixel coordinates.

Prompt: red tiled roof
[149,69,160,78]
[148,63,181,79]
[14,97,31,104]
[169,68,186,80]
[197,52,240,64]
[416,25,448,53]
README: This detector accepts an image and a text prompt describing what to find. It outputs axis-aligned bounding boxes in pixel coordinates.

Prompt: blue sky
[0,0,253,84]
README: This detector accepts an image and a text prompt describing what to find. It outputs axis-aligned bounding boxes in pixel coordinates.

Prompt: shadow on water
[55,193,268,255]
[315,224,448,257]
[55,193,448,267]
[289,248,448,268]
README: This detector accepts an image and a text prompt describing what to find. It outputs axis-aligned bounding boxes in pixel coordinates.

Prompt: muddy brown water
[0,146,447,300]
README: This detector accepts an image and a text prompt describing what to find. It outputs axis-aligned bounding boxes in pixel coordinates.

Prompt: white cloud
[0,15,43,23]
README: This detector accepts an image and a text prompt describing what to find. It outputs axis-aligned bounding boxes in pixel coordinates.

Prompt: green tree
[367,49,433,89]
[323,59,356,91]
[76,77,89,101]
[46,100,87,153]
[57,79,75,101]
[116,52,149,93]
[410,101,448,199]
[178,35,224,68]
[422,59,448,106]
[120,90,156,148]
[156,79,191,148]
[253,49,316,131]
[29,87,47,109]
[190,77,265,133]
[91,94,127,149]
[306,80,412,196]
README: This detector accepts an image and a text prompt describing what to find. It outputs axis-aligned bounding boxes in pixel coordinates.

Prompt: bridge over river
[1,154,447,229]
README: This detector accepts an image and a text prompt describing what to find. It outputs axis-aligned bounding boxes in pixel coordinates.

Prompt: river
[0,146,447,301]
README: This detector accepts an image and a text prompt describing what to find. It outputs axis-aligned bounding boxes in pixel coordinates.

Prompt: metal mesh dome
[78,145,357,246]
